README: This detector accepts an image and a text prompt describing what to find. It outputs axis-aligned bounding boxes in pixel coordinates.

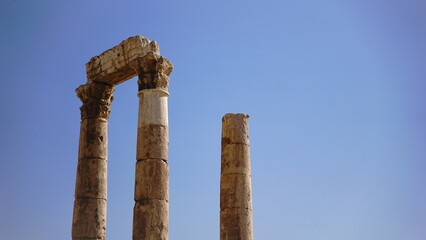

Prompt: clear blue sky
[1,0,425,239]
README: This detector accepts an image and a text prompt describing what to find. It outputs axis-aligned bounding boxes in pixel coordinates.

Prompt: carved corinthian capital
[136,52,173,91]
[76,82,114,120]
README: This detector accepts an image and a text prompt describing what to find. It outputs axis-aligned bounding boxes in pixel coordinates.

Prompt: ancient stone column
[220,113,254,240]
[72,82,114,240]
[133,53,173,240]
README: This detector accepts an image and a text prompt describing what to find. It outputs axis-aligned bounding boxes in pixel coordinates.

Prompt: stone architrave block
[86,36,160,85]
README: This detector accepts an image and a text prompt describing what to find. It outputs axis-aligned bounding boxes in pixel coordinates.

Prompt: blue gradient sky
[1,0,425,239]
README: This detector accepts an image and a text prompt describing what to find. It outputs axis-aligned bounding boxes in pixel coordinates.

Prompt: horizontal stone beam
[86,35,160,86]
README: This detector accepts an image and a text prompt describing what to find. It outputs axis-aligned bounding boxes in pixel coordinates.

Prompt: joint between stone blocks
[75,197,107,201]
[136,158,168,163]
[135,198,169,203]
[221,172,251,177]
[77,157,108,162]
[73,238,104,240]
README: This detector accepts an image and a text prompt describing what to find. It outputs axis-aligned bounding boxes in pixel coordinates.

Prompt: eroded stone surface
[73,82,113,240]
[78,119,108,160]
[74,36,173,240]
[75,158,107,199]
[137,53,173,91]
[134,159,169,200]
[220,174,252,209]
[76,82,114,120]
[133,51,171,239]
[220,113,253,240]
[221,143,251,175]
[133,199,168,240]
[220,208,253,240]
[86,36,160,85]
[136,124,168,161]
[222,113,250,145]
[72,198,107,239]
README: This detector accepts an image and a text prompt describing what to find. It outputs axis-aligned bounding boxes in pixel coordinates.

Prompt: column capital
[76,82,114,120]
[137,52,173,91]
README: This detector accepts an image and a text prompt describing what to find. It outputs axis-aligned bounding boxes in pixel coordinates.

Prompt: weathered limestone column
[133,53,173,240]
[220,113,254,240]
[72,82,114,240]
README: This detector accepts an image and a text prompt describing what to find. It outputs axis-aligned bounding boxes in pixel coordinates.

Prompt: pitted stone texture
[75,159,107,199]
[73,84,112,240]
[78,119,108,160]
[76,83,114,120]
[222,113,249,145]
[137,53,173,91]
[220,208,253,240]
[220,174,252,209]
[72,198,106,239]
[131,39,172,240]
[134,159,169,200]
[221,144,251,175]
[220,113,253,240]
[133,199,168,240]
[136,124,168,161]
[86,36,160,85]
[137,89,169,126]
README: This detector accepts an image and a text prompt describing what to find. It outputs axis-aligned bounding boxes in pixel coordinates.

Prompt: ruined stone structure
[72,36,172,240]
[220,114,254,240]
[72,36,254,240]
[73,82,113,239]
[133,50,172,240]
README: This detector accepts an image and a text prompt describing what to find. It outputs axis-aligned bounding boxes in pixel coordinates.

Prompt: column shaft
[133,89,169,240]
[220,113,254,240]
[132,53,172,240]
[72,82,114,240]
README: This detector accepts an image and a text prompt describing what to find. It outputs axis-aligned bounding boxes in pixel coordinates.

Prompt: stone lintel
[85,35,160,85]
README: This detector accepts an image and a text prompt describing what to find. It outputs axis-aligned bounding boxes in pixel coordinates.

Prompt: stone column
[133,53,173,240]
[72,82,114,240]
[220,113,254,240]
